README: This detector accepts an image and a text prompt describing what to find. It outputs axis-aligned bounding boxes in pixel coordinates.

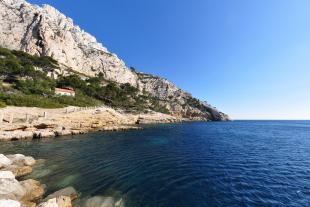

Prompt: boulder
[0,171,15,179]
[23,157,36,167]
[84,196,115,207]
[4,165,33,177]
[0,199,21,207]
[6,154,26,164]
[20,179,45,202]
[6,154,36,166]
[20,200,36,207]
[0,155,12,167]
[38,196,72,207]
[44,187,78,201]
[0,178,26,200]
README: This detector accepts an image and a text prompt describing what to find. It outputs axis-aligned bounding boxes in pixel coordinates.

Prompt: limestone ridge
[0,0,230,121]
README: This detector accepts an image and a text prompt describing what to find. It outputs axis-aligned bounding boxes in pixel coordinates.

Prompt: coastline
[0,106,183,141]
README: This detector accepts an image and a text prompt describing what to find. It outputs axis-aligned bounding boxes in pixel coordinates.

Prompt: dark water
[1,121,310,206]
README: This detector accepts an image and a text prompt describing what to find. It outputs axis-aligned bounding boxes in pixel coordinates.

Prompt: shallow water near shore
[1,121,310,206]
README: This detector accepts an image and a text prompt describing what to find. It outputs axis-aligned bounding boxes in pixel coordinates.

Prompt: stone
[20,179,45,202]
[0,155,12,167]
[55,196,71,207]
[38,196,71,207]
[84,196,115,207]
[44,187,78,201]
[0,171,15,179]
[0,199,21,207]
[20,200,36,207]
[0,131,34,141]
[23,157,36,166]
[6,154,36,166]
[4,165,33,177]
[0,178,26,200]
[33,131,55,139]
[54,130,72,137]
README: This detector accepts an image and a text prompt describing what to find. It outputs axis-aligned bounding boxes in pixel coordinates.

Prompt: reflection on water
[1,121,310,207]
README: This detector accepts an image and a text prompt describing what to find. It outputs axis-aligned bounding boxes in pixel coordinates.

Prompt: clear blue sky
[28,0,310,120]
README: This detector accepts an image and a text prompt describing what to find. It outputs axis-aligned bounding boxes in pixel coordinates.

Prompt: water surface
[1,121,310,206]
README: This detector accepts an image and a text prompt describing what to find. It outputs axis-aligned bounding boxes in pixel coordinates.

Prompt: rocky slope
[0,0,229,121]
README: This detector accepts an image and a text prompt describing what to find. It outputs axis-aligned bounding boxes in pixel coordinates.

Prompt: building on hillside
[55,87,75,97]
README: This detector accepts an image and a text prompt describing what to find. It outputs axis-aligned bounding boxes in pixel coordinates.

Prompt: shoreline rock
[0,106,181,142]
[44,187,78,202]
[0,153,126,207]
[0,154,75,207]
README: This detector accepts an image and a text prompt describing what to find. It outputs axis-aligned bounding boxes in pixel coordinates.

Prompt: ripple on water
[1,121,310,207]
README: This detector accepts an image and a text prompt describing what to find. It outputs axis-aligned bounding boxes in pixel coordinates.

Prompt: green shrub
[52,92,102,107]
[15,79,55,95]
[0,47,172,114]
[0,93,64,108]
[0,101,6,108]
[0,47,13,57]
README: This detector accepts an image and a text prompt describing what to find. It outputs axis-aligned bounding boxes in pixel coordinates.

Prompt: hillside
[0,47,170,114]
[0,0,229,121]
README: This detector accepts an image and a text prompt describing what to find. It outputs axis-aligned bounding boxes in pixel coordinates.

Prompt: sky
[27,0,310,120]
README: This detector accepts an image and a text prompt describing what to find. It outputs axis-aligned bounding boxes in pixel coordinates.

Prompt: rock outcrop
[0,106,182,141]
[44,187,78,201]
[0,154,75,207]
[0,0,229,121]
[2,154,36,177]
[0,0,138,85]
[137,72,230,121]
[0,153,128,207]
[38,196,72,207]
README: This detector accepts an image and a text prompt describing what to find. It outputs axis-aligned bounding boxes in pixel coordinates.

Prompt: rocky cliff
[0,0,229,121]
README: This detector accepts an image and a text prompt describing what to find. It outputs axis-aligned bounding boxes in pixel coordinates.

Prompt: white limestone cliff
[0,0,138,85]
[0,0,229,121]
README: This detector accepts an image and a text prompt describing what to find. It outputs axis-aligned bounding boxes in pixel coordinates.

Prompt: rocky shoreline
[0,106,182,141]
[0,153,124,207]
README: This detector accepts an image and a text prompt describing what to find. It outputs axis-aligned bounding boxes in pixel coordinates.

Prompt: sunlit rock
[0,199,21,207]
[44,187,78,201]
[0,177,26,200]
[38,196,72,207]
[0,155,12,168]
[20,179,45,202]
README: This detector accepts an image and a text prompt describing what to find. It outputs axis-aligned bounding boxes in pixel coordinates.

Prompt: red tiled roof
[55,88,75,93]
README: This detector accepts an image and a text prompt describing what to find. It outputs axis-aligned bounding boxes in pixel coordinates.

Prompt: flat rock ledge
[0,106,183,142]
[0,125,142,142]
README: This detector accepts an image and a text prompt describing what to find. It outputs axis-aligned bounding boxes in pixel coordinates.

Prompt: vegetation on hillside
[0,47,170,113]
[186,97,213,114]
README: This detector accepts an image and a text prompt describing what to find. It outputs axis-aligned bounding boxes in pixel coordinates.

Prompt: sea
[1,121,310,207]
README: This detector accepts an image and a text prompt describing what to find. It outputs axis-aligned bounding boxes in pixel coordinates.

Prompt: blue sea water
[1,121,310,206]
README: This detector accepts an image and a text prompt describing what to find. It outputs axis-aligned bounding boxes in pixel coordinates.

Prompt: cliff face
[137,72,229,121]
[0,0,138,85]
[0,0,229,121]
